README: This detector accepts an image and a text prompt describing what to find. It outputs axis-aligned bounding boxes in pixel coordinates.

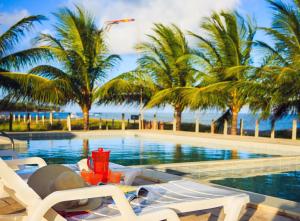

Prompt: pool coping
[6,130,300,154]
[5,129,300,145]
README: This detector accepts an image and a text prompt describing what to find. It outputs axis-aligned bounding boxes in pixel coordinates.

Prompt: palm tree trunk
[231,106,239,135]
[175,106,182,131]
[82,139,89,158]
[82,106,90,131]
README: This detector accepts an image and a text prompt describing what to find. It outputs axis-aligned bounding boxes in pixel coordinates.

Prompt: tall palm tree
[30,6,120,130]
[99,24,196,130]
[0,15,56,103]
[138,24,196,130]
[177,11,257,135]
[254,0,300,121]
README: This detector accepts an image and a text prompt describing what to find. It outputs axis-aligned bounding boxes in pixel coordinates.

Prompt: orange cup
[81,170,92,183]
[108,171,123,184]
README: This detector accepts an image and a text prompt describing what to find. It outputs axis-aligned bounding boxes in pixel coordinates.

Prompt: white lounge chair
[0,157,249,221]
[0,157,179,221]
[132,180,250,221]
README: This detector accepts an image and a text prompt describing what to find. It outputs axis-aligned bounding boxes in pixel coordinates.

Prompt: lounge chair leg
[223,196,248,221]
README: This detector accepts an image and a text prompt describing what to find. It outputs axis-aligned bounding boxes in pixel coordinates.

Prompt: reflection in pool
[212,171,300,202]
[18,136,272,165]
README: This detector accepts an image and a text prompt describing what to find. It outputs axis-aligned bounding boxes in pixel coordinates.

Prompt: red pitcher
[87,148,110,183]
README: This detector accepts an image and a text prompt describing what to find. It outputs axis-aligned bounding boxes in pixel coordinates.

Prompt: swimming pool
[17,136,271,165]
[211,170,300,203]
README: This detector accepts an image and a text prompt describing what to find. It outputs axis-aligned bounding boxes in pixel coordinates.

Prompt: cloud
[0,9,30,27]
[67,0,240,54]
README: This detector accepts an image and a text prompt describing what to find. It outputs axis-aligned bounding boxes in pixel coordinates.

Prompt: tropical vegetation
[172,11,257,135]
[0,15,56,106]
[101,24,197,130]
[252,0,300,122]
[1,0,300,134]
[25,6,119,130]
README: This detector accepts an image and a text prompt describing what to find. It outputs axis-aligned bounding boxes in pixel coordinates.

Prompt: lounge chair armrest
[5,157,47,170]
[29,185,136,221]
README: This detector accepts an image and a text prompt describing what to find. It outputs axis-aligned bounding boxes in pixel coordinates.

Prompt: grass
[0,118,298,140]
[0,118,139,132]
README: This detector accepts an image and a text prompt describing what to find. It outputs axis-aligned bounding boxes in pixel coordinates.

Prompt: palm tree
[177,11,257,135]
[254,0,300,121]
[30,6,120,130]
[0,15,56,104]
[99,24,196,130]
[137,24,196,130]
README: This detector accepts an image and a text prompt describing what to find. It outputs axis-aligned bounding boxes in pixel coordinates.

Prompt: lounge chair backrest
[0,157,41,208]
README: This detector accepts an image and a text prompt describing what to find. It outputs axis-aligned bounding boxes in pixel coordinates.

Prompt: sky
[0,0,276,113]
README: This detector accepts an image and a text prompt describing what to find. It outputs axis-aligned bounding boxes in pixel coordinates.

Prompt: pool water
[18,136,271,165]
[212,171,300,203]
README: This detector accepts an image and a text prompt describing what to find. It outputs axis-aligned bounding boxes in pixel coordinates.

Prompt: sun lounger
[0,157,249,221]
[0,157,179,221]
[132,180,249,221]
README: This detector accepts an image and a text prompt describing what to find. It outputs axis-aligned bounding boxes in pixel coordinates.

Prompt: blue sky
[0,0,280,113]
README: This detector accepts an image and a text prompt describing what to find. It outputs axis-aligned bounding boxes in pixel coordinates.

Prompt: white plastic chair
[0,157,179,221]
[0,157,249,221]
[132,180,250,221]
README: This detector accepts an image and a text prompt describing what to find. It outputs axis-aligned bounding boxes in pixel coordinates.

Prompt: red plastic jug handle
[87,156,93,171]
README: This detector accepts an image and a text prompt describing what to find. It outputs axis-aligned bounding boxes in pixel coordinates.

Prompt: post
[271,122,275,139]
[139,115,142,130]
[211,120,215,134]
[195,118,199,133]
[13,114,15,122]
[99,118,102,130]
[160,122,164,130]
[173,117,177,132]
[35,114,38,124]
[292,119,297,140]
[240,119,244,136]
[121,113,125,131]
[23,114,26,123]
[223,120,228,135]
[67,113,72,131]
[42,115,45,125]
[49,112,53,126]
[255,120,259,137]
[153,114,157,130]
[26,113,30,131]
[105,121,108,130]
[9,112,13,132]
[29,114,32,123]
[112,119,115,129]
[18,114,20,122]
